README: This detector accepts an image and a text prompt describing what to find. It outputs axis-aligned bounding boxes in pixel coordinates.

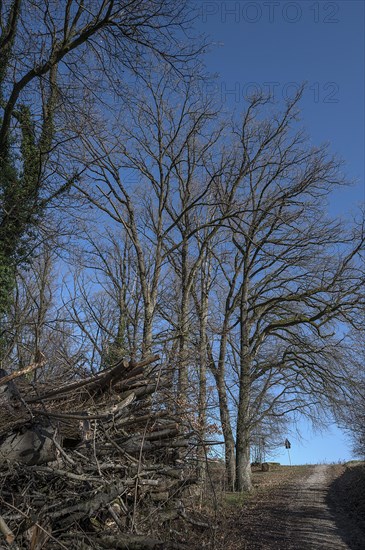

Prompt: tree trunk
[235,282,253,492]
[178,238,189,398]
[211,328,236,491]
[225,436,236,491]
[235,426,252,492]
[197,254,210,483]
[142,303,154,357]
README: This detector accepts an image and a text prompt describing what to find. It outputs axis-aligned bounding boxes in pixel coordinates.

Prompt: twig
[108,504,125,531]
[93,420,102,477]
[0,500,68,550]
[52,430,77,467]
[179,509,218,530]
[131,362,164,531]
[30,466,101,482]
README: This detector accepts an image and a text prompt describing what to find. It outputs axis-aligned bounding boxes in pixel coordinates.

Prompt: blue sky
[197,0,364,464]
[273,423,354,465]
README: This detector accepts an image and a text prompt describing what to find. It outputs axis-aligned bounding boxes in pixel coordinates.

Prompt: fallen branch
[0,351,203,549]
[0,514,15,544]
[179,509,218,530]
[0,360,45,387]
[33,392,136,421]
[0,500,68,550]
[97,534,165,549]
[26,355,159,403]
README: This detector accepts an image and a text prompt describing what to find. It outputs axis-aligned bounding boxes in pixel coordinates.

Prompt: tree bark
[178,237,189,398]
[197,252,210,483]
[210,330,236,491]
[0,423,59,466]
[235,425,252,493]
[235,283,253,492]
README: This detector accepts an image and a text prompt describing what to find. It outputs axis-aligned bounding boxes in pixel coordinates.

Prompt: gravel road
[221,464,364,549]
[285,464,350,549]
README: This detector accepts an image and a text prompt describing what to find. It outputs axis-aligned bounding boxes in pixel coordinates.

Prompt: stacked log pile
[0,356,208,549]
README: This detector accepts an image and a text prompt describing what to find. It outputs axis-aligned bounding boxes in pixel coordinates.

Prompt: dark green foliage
[0,107,44,321]
[102,317,127,369]
[0,1,41,338]
[1,108,41,250]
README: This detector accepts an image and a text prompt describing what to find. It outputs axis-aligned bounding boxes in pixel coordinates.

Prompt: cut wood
[0,351,210,549]
[0,423,59,466]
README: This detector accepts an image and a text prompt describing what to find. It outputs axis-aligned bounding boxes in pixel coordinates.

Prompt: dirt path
[285,464,350,549]
[218,464,364,550]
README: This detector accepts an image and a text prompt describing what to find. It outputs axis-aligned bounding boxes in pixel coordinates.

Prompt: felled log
[144,424,179,441]
[33,392,136,422]
[114,410,169,428]
[0,351,207,549]
[26,355,159,403]
[0,422,60,467]
[50,482,128,527]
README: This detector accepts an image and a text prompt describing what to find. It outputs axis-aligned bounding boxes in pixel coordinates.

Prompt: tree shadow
[326,464,365,550]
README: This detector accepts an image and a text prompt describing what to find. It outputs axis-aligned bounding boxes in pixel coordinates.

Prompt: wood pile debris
[0,356,211,549]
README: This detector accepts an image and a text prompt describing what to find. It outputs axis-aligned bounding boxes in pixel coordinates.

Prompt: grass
[221,465,313,507]
[345,459,365,466]
[223,491,250,506]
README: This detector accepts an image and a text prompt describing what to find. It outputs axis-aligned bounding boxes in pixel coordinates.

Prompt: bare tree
[63,227,143,370]
[0,0,200,345]
[76,69,224,363]
[1,242,85,382]
[210,92,364,491]
[334,328,365,459]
